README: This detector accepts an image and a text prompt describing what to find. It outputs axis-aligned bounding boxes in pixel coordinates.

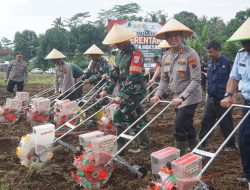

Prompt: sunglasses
[165,32,181,39]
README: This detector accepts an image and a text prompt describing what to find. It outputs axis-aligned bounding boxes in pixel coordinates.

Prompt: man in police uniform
[199,40,236,151]
[5,51,28,95]
[81,44,111,86]
[221,18,250,183]
[151,18,202,155]
[45,49,76,100]
[99,24,150,153]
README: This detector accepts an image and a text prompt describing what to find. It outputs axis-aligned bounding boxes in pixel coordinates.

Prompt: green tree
[185,25,210,63]
[222,42,241,61]
[14,30,38,61]
[144,10,168,22]
[35,28,70,70]
[225,8,250,38]
[207,16,226,42]
[65,12,91,28]
[52,17,66,29]
[97,3,142,22]
[174,11,199,32]
[1,37,14,49]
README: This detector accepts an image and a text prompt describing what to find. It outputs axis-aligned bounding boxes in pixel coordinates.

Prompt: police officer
[45,49,75,100]
[151,18,202,155]
[99,23,150,153]
[5,51,28,95]
[81,44,111,86]
[221,17,250,183]
[199,40,236,151]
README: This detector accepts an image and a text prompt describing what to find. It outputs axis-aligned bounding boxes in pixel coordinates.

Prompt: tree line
[0,3,249,70]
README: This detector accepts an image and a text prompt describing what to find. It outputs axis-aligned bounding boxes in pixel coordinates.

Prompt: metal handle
[47,96,114,148]
[106,100,172,165]
[30,87,54,98]
[194,104,250,179]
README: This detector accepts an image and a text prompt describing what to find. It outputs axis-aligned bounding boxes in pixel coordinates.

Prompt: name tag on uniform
[164,65,170,72]
[239,63,246,67]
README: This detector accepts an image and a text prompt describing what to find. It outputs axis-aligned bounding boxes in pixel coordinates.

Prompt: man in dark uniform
[199,40,236,151]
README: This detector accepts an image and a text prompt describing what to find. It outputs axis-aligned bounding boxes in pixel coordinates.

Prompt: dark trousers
[201,73,207,91]
[199,99,236,148]
[7,80,24,93]
[239,99,250,180]
[75,81,83,100]
[58,91,76,101]
[174,103,198,142]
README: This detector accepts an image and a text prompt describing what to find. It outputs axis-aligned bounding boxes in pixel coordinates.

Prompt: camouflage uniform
[103,43,150,150]
[6,59,28,93]
[81,57,111,85]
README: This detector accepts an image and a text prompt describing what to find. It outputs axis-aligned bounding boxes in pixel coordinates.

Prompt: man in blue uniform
[221,17,250,183]
[199,40,236,151]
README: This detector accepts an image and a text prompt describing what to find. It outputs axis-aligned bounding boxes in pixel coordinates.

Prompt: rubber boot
[188,137,199,151]
[175,141,188,156]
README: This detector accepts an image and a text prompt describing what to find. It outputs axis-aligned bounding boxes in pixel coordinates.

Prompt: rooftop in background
[0,50,14,56]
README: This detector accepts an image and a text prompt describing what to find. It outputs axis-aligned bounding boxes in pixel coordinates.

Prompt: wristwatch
[179,96,186,101]
[224,92,233,97]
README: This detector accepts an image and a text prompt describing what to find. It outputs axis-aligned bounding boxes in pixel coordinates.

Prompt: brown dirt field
[0,84,248,190]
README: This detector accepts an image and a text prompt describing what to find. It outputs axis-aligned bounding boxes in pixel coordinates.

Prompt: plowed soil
[0,84,248,190]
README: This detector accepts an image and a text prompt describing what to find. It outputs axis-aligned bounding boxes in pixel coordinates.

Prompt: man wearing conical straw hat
[81,44,111,85]
[151,18,202,155]
[45,48,83,100]
[220,17,250,184]
[99,23,150,153]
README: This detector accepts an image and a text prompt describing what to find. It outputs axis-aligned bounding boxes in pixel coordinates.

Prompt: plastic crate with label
[151,147,180,174]
[171,153,202,178]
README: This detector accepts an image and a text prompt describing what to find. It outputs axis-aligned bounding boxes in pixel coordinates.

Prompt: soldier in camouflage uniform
[5,52,28,95]
[152,18,202,155]
[100,24,150,153]
[81,44,111,86]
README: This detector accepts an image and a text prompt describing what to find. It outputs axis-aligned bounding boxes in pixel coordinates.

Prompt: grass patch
[0,72,53,85]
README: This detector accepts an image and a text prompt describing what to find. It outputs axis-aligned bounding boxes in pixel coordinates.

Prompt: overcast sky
[0,0,249,41]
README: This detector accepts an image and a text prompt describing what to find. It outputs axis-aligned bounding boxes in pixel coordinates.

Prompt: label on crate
[152,147,179,158]
[173,153,199,166]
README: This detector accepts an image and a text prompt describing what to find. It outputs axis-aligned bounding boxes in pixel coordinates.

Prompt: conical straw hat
[83,44,104,55]
[227,17,250,42]
[155,18,193,40]
[45,48,66,59]
[158,40,171,48]
[103,23,136,45]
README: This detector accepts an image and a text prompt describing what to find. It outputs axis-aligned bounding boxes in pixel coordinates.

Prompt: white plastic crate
[32,98,50,111]
[5,98,22,110]
[33,124,55,155]
[60,100,78,115]
[171,153,202,178]
[79,131,104,147]
[151,147,180,174]
[16,92,29,102]
[91,134,117,166]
